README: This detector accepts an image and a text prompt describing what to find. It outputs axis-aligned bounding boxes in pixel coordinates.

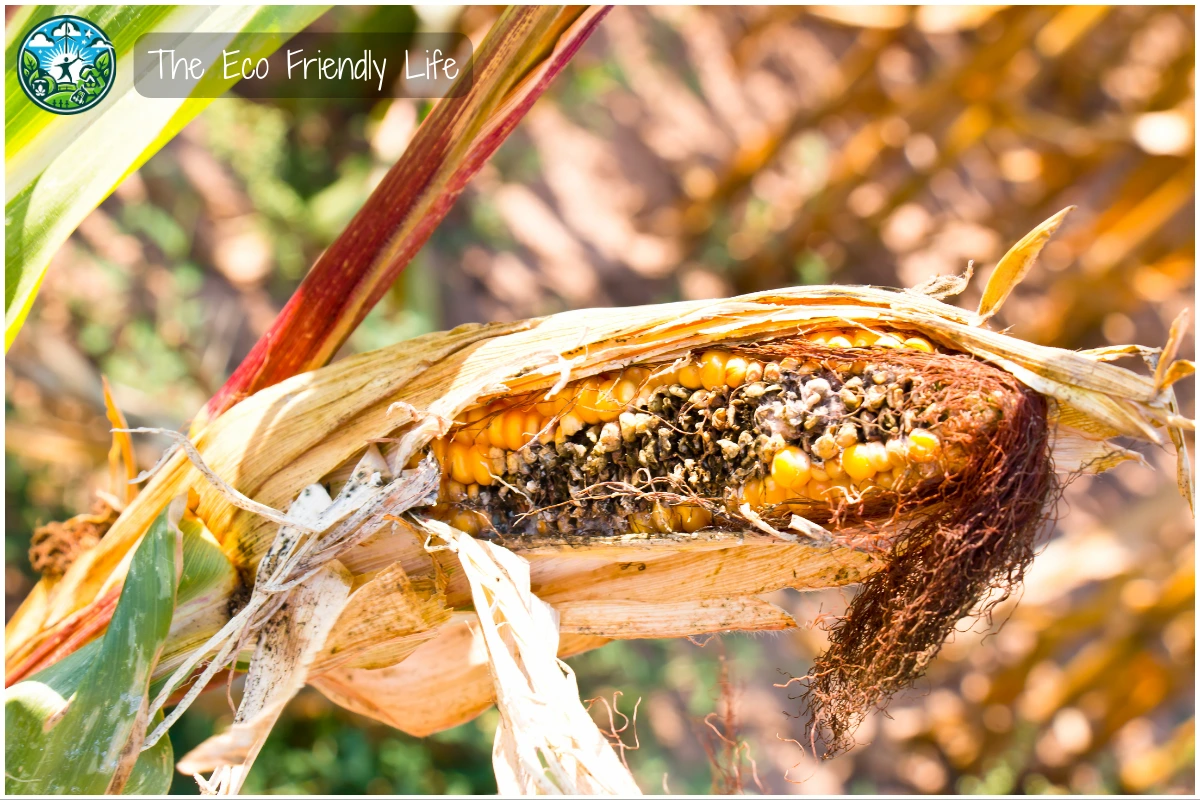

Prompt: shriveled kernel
[444,479,467,501]
[744,360,764,383]
[841,443,876,482]
[772,446,812,489]
[700,350,729,390]
[763,361,782,383]
[885,437,909,469]
[904,336,934,353]
[724,356,749,387]
[813,433,839,460]
[908,429,942,463]
[558,410,585,438]
[835,423,859,448]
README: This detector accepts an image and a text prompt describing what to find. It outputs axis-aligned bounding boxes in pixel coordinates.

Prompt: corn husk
[5,211,1193,792]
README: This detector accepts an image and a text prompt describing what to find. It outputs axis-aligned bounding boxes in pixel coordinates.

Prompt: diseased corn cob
[427,332,998,537]
[7,210,1193,776]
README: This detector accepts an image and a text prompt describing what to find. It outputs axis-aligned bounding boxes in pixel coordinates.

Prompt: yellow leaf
[977,206,1075,322]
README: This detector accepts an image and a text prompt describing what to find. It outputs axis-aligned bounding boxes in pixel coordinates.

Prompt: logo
[17,15,115,114]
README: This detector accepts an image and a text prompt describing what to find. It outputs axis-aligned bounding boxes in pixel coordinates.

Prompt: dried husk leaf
[423,521,641,795]
[556,597,795,638]
[175,560,353,790]
[976,206,1075,322]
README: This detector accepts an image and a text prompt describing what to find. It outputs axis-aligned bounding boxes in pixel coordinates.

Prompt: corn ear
[4,215,1193,784]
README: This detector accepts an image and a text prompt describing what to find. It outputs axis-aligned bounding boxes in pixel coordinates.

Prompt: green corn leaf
[5,504,184,794]
[4,4,329,351]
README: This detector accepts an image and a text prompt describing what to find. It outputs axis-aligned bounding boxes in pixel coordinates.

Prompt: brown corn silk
[6,250,1193,754]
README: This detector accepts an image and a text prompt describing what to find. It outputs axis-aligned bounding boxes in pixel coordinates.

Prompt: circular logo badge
[17,15,116,115]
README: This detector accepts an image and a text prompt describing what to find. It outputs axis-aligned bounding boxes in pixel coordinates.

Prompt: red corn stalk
[197,5,611,429]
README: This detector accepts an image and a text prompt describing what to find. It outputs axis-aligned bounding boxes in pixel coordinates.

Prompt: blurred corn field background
[5,4,1194,795]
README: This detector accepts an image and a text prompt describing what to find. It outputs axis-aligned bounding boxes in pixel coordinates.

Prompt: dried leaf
[977,206,1075,322]
[176,560,353,791]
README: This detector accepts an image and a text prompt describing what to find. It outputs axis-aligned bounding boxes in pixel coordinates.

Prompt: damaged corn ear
[425,334,987,537]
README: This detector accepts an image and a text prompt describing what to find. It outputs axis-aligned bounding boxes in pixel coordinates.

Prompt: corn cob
[427,332,1003,537]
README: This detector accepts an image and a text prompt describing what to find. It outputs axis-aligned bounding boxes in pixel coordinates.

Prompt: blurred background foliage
[5,4,1195,795]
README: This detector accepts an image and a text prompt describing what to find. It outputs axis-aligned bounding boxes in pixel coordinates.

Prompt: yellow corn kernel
[810,466,830,483]
[763,476,789,505]
[488,409,510,448]
[828,475,854,499]
[612,378,638,406]
[875,469,895,490]
[448,441,474,485]
[851,330,880,348]
[594,377,625,420]
[807,480,831,501]
[875,334,904,349]
[678,363,704,389]
[840,443,876,482]
[678,505,712,533]
[864,440,892,473]
[741,478,763,506]
[522,409,545,447]
[824,457,846,481]
[827,334,853,348]
[464,407,487,423]
[771,446,812,489]
[535,394,568,417]
[444,479,467,501]
[743,360,764,383]
[621,366,651,389]
[575,378,603,424]
[431,437,449,465]
[904,336,934,353]
[723,356,749,387]
[700,350,729,390]
[809,331,831,345]
[469,445,494,486]
[907,429,942,463]
[651,502,680,533]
